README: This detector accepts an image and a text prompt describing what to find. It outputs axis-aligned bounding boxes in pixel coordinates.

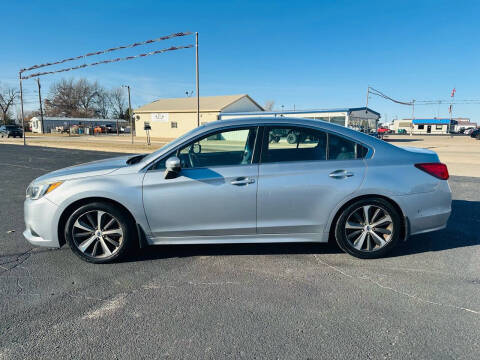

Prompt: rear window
[328,133,368,160]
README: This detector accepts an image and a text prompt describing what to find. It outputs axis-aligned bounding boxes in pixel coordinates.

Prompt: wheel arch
[57,196,140,247]
[327,194,407,242]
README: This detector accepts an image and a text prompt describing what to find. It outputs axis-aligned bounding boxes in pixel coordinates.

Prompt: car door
[142,126,259,240]
[257,125,367,235]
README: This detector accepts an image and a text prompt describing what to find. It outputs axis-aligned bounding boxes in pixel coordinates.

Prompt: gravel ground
[0,144,479,359]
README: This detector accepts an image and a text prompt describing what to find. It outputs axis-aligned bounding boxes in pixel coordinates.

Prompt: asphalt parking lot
[1,144,479,359]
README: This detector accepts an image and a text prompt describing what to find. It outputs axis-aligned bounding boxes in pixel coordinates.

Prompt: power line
[20,32,192,73]
[368,87,413,106]
[415,100,480,105]
[21,45,193,80]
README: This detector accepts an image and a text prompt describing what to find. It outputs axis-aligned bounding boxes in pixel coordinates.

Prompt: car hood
[33,155,134,184]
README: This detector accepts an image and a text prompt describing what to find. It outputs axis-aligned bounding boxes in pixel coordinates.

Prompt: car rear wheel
[334,198,401,259]
[65,202,135,263]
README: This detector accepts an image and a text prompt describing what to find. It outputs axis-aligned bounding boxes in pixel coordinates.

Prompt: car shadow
[127,199,478,262]
[128,242,342,262]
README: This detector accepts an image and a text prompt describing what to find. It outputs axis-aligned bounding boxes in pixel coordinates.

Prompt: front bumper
[23,197,61,248]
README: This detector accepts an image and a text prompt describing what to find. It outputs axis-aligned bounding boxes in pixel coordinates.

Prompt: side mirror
[164,156,181,179]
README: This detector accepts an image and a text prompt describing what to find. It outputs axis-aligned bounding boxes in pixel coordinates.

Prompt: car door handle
[230,177,255,186]
[329,170,354,179]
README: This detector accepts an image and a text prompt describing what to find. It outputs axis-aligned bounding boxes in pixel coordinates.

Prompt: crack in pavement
[0,249,33,275]
[0,162,51,172]
[312,254,480,315]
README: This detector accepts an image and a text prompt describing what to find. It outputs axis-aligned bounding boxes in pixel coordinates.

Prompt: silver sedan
[23,118,451,263]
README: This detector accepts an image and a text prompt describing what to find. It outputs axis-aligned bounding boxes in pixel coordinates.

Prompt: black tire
[65,202,136,263]
[334,198,401,259]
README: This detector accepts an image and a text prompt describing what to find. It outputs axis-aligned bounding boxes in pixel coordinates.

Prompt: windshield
[140,126,203,164]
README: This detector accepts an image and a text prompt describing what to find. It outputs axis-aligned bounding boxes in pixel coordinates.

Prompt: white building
[392,118,452,134]
[134,94,263,139]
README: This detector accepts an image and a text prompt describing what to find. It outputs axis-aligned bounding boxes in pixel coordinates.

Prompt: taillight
[415,163,449,180]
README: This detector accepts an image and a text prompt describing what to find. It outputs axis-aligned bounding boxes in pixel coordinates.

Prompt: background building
[392,117,477,134]
[30,117,127,134]
[134,94,263,139]
[219,107,380,132]
[452,118,478,132]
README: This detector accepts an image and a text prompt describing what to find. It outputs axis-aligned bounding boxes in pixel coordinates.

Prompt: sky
[1,0,479,123]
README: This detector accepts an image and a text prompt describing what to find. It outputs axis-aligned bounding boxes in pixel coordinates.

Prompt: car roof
[136,116,407,168]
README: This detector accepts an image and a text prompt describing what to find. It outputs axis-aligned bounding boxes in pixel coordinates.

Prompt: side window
[357,144,369,159]
[262,127,327,163]
[177,127,257,168]
[328,133,367,160]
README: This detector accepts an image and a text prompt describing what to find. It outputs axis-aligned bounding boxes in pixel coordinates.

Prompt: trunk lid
[401,146,440,162]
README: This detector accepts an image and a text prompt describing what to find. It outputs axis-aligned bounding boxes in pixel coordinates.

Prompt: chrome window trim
[142,121,374,172]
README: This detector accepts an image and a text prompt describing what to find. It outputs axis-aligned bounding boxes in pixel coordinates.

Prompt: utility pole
[365,86,370,111]
[37,78,45,134]
[127,85,133,144]
[19,72,26,146]
[122,85,133,144]
[410,99,415,136]
[195,32,200,127]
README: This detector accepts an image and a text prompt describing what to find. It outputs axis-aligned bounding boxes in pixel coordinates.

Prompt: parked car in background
[105,124,115,133]
[23,117,451,263]
[470,128,480,138]
[0,125,23,138]
[93,126,106,134]
[377,127,389,134]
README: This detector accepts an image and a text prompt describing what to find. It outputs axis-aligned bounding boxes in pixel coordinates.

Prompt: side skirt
[147,232,329,245]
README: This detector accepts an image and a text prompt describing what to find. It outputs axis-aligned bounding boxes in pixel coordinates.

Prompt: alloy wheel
[72,210,124,258]
[344,205,394,252]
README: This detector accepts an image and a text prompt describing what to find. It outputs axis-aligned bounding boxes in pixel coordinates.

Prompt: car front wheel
[334,198,401,259]
[65,202,136,263]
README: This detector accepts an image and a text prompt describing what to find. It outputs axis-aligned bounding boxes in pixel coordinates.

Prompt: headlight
[26,181,63,200]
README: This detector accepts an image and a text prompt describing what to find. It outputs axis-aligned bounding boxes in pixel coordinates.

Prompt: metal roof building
[30,116,127,134]
[219,107,381,132]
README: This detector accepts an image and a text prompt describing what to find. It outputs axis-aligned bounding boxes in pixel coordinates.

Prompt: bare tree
[45,78,105,118]
[77,79,102,117]
[44,78,129,120]
[0,84,19,125]
[44,78,80,117]
[95,89,110,119]
[109,87,127,119]
[264,100,275,111]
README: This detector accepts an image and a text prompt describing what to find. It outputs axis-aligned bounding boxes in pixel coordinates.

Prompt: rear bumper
[393,181,452,236]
